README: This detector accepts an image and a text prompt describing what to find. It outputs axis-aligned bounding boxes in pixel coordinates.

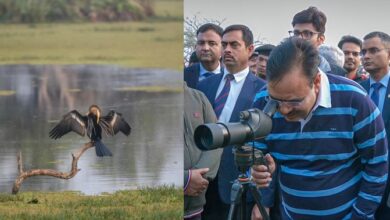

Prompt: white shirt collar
[316,69,332,109]
[369,70,390,88]
[199,62,221,76]
[224,67,250,83]
[299,69,331,129]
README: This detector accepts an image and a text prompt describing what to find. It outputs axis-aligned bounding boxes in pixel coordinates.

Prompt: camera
[194,99,278,151]
[194,99,278,220]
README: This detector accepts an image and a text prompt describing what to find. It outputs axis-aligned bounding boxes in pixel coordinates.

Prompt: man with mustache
[197,24,265,220]
[359,31,390,220]
[338,35,368,83]
[184,23,223,89]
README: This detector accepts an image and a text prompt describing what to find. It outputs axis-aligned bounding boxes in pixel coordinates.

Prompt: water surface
[0,64,183,195]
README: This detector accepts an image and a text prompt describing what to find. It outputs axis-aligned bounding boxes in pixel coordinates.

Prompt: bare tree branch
[12,142,94,194]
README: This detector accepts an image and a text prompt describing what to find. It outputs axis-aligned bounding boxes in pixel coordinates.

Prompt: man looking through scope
[251,37,388,219]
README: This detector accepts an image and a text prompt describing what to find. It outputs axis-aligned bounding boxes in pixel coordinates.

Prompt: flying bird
[49,105,131,157]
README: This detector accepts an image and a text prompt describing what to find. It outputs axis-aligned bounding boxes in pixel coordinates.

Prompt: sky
[184,0,390,47]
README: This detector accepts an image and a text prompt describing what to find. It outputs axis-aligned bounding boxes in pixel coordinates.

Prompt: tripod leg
[249,184,270,220]
[228,204,237,220]
[228,180,243,220]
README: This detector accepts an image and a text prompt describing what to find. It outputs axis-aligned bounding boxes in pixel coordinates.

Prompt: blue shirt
[198,63,221,82]
[252,73,388,219]
[369,71,390,112]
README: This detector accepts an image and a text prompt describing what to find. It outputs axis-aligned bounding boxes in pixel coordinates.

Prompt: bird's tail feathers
[94,140,113,157]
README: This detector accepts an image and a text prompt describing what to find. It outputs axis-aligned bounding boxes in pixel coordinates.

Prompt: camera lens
[194,123,228,150]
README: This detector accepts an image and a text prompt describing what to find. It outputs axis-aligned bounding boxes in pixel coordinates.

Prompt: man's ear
[317,34,325,47]
[247,44,255,56]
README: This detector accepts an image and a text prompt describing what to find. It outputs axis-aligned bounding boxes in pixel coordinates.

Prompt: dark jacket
[184,83,222,217]
[360,78,390,220]
[184,63,201,89]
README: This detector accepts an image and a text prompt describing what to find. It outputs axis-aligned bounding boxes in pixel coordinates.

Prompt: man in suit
[198,24,266,220]
[359,31,390,220]
[184,23,223,89]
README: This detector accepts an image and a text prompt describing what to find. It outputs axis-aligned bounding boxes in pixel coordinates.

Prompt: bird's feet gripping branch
[49,105,131,157]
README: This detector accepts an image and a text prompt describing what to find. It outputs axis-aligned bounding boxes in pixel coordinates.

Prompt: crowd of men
[184,6,390,220]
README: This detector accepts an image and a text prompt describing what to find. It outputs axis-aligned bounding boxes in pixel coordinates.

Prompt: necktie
[370,82,382,107]
[203,72,213,78]
[214,74,235,119]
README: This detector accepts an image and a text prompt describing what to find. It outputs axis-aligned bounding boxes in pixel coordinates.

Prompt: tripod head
[229,144,270,220]
[233,144,268,176]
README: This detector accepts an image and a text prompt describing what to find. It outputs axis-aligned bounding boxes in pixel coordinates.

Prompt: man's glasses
[288,30,321,39]
[265,95,305,107]
[360,47,388,56]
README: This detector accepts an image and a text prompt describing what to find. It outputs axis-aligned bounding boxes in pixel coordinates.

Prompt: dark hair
[267,37,320,86]
[196,23,223,38]
[223,24,253,47]
[292,7,327,34]
[363,31,390,47]
[337,35,362,50]
[255,44,276,56]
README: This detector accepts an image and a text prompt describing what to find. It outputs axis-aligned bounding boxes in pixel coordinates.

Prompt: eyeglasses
[288,30,321,39]
[265,95,305,107]
[343,51,360,57]
[360,47,388,56]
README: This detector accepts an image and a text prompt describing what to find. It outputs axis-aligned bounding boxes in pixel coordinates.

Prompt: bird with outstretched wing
[49,105,131,157]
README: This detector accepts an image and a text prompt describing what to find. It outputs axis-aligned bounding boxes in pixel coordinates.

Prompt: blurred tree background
[0,0,182,70]
[0,0,154,23]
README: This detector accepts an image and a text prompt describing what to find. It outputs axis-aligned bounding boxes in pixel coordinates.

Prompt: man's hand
[251,154,276,188]
[251,205,270,220]
[184,168,210,196]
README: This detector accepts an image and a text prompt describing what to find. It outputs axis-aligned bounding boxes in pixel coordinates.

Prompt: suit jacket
[184,63,201,89]
[360,79,390,219]
[197,71,266,204]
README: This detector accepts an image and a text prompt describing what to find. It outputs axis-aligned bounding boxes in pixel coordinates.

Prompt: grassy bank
[0,186,183,219]
[0,0,183,71]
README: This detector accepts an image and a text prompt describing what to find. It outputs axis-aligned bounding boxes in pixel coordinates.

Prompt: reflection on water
[0,65,183,195]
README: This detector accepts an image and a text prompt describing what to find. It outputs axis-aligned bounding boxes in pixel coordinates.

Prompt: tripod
[227,145,270,220]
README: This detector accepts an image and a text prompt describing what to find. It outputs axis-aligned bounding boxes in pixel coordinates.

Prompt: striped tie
[214,74,235,119]
[370,82,382,106]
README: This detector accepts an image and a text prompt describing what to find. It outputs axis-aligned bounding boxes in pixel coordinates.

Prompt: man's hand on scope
[184,168,209,196]
[251,154,276,188]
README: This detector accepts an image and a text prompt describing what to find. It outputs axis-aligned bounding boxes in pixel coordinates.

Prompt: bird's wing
[100,110,131,136]
[49,110,87,139]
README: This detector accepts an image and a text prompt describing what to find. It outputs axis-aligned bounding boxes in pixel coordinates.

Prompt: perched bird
[49,105,131,157]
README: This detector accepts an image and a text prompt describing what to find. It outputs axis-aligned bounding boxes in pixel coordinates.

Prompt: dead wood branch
[12,142,93,194]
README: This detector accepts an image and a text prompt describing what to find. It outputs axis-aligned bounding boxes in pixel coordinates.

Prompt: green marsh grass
[0,186,183,219]
[0,0,182,71]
